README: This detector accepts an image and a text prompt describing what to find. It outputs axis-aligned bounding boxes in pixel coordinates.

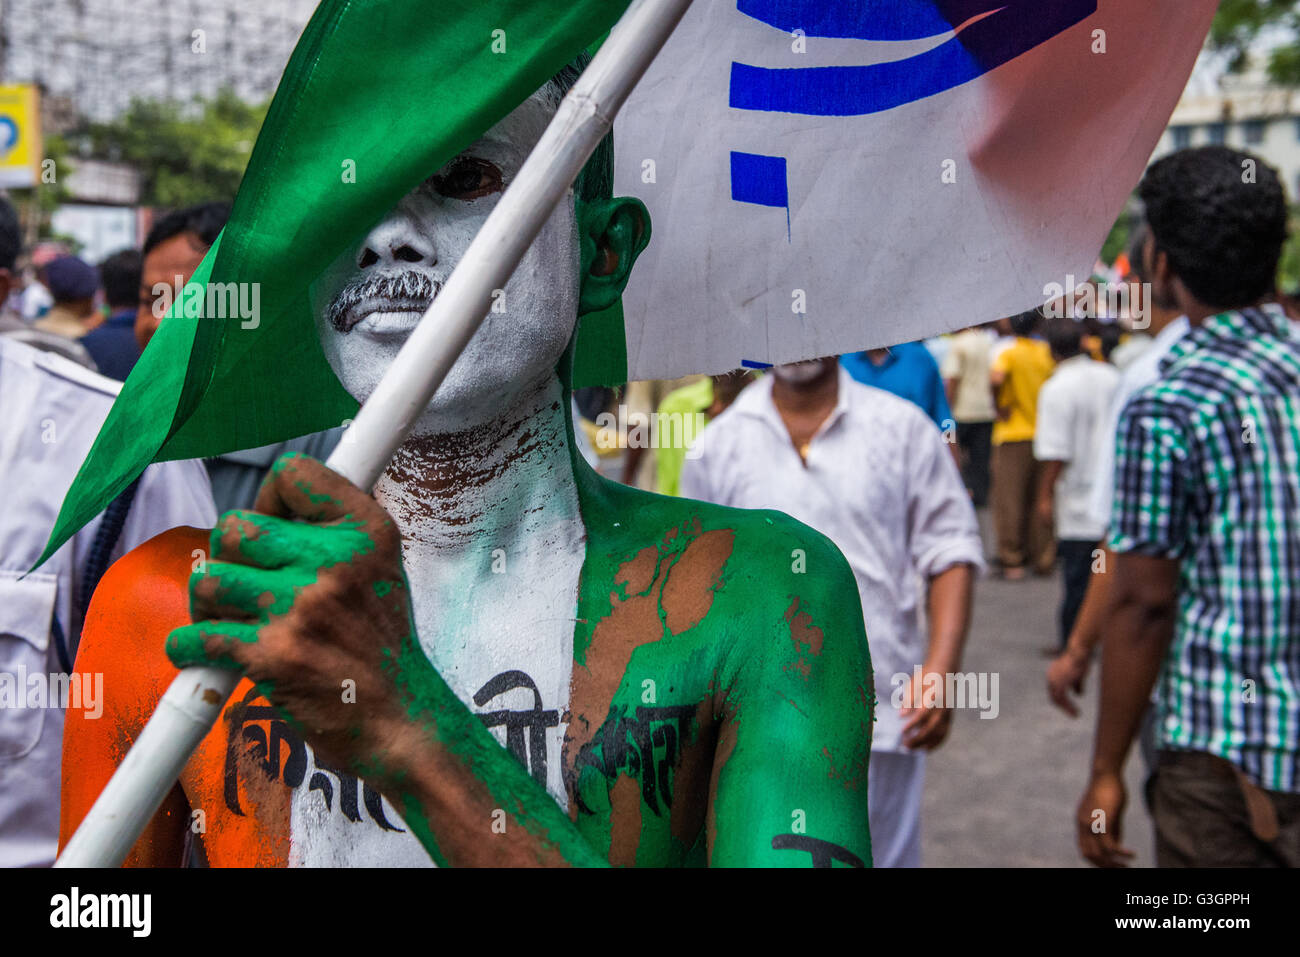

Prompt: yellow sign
[0,84,42,189]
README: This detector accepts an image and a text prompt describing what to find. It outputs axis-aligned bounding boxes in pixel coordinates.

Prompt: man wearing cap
[33,255,100,340]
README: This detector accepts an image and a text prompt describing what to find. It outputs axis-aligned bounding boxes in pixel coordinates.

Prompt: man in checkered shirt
[1077,145,1300,867]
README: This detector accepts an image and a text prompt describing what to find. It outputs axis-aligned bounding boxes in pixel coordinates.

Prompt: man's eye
[430,157,503,200]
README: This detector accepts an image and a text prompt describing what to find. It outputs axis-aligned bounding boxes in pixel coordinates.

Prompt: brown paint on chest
[668,696,716,845]
[705,704,739,866]
[821,742,868,793]
[661,529,734,635]
[784,595,825,657]
[607,773,642,867]
[783,595,824,682]
[564,524,734,816]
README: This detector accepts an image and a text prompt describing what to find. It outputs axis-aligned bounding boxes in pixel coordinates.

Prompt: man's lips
[334,291,437,334]
[325,270,443,334]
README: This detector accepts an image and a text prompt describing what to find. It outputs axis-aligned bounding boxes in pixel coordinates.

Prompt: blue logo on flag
[731,150,790,238]
[730,151,788,208]
[727,0,1097,233]
[731,0,1097,116]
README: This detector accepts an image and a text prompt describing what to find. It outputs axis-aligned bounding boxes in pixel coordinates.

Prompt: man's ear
[577,196,650,315]
[1143,233,1171,288]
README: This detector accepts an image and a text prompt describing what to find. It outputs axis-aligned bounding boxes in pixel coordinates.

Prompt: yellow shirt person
[989,314,1057,577]
[991,336,1054,445]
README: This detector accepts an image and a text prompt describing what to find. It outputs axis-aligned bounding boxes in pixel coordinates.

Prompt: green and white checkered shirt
[1110,305,1300,793]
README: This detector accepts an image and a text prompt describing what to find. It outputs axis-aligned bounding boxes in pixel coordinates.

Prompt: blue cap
[45,255,99,301]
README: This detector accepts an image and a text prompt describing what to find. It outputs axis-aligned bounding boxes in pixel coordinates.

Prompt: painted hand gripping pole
[55,0,694,869]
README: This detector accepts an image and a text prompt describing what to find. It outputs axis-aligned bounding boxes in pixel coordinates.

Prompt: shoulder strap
[62,476,143,669]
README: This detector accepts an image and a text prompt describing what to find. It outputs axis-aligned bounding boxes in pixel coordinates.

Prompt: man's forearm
[1065,546,1115,657]
[925,563,975,673]
[1037,460,1064,515]
[1090,593,1175,775]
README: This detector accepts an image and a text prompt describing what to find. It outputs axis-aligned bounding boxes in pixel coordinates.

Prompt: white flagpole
[56,0,695,868]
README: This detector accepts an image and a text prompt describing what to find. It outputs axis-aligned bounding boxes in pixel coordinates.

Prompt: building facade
[1152,68,1300,201]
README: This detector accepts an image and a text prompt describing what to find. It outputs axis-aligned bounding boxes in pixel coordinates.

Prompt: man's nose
[356,210,438,269]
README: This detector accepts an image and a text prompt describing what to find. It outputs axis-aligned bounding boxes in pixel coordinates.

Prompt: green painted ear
[577,196,651,316]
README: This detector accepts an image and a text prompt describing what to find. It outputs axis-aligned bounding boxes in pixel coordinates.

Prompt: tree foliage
[81,88,268,208]
[1211,0,1300,85]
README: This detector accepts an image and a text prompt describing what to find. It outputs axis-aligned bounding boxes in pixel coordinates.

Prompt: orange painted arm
[58,527,210,867]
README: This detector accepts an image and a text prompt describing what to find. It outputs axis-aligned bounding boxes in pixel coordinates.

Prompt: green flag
[39,0,633,567]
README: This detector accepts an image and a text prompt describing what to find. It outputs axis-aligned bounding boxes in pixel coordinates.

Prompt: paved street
[919,511,1155,867]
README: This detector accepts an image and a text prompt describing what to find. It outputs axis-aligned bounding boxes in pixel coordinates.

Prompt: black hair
[0,197,20,271]
[1137,146,1288,310]
[143,201,230,257]
[99,247,143,309]
[1009,308,1042,338]
[1125,223,1149,284]
[1045,320,1082,360]
[1098,322,1122,361]
[547,54,612,205]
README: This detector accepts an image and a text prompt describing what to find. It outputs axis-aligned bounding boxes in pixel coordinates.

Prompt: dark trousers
[1153,751,1300,867]
[955,420,992,506]
[1057,539,1096,647]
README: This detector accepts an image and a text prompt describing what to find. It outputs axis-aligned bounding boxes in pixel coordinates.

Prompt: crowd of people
[1,143,1297,867]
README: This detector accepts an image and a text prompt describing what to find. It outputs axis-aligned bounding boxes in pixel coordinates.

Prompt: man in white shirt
[0,199,218,867]
[681,357,984,867]
[0,337,219,867]
[941,324,997,506]
[1046,232,1190,714]
[1034,323,1119,651]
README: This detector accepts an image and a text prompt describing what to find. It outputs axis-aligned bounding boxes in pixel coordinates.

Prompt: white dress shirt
[1086,316,1190,532]
[1033,355,1120,542]
[0,337,217,867]
[680,368,984,752]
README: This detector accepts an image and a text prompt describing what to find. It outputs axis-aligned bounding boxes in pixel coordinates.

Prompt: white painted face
[310,93,579,435]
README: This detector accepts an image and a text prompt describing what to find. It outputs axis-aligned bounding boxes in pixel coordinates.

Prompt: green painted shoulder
[574,471,869,677]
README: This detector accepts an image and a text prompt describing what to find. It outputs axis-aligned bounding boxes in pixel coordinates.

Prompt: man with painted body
[60,76,875,867]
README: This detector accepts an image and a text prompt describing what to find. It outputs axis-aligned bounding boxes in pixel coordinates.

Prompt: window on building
[1206,123,1226,145]
[1243,120,1266,145]
[1170,125,1193,150]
